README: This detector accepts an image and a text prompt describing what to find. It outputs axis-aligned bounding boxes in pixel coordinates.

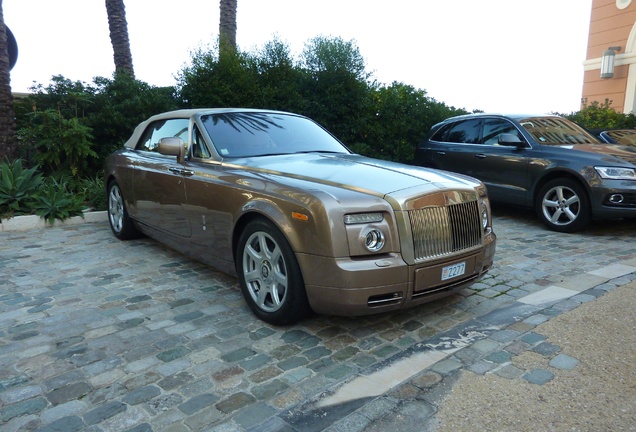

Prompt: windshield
[201,112,350,158]
[519,117,600,145]
[604,130,636,146]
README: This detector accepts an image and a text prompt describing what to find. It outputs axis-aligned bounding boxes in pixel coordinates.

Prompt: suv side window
[443,119,481,144]
[136,119,189,152]
[481,118,524,145]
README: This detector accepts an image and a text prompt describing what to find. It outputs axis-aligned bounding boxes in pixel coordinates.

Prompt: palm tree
[105,0,135,78]
[0,0,18,161]
[219,0,237,53]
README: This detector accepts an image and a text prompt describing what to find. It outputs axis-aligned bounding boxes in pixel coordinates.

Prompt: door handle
[169,167,195,176]
[475,153,487,159]
[436,151,446,155]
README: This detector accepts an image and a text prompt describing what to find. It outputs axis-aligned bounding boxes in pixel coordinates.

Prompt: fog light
[609,194,624,204]
[364,229,385,252]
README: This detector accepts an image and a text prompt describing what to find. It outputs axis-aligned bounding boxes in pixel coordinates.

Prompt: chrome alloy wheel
[108,184,125,233]
[541,184,581,227]
[241,231,288,313]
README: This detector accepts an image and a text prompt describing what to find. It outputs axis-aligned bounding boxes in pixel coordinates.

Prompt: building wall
[582,0,636,112]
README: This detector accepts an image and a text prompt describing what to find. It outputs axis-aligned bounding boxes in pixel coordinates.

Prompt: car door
[180,125,237,271]
[469,118,531,205]
[424,119,483,177]
[131,118,192,237]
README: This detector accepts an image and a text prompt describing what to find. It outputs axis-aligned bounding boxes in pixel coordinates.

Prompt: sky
[4,0,593,114]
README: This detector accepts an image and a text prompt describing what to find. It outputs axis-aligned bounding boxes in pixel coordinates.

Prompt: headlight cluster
[480,199,490,230]
[343,212,383,224]
[595,166,636,180]
[344,212,389,254]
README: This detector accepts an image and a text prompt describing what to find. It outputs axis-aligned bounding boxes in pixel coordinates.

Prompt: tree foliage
[177,44,259,108]
[17,34,636,183]
[356,82,466,163]
[562,99,636,130]
[18,109,96,176]
[174,34,467,161]
[13,74,178,178]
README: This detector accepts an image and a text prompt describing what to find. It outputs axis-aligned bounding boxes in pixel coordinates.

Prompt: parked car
[105,109,496,325]
[414,113,636,233]
[592,128,636,146]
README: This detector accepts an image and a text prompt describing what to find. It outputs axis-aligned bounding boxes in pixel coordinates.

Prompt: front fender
[235,197,337,259]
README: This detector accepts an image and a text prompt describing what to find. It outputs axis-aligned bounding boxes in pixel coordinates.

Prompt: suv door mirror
[498,133,525,148]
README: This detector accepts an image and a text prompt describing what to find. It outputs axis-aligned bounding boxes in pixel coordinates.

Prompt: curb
[0,211,108,232]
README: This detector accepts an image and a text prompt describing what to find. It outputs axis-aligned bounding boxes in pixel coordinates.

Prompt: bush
[31,177,86,224]
[14,74,181,176]
[18,109,96,178]
[0,159,44,218]
[80,175,107,211]
[0,160,90,223]
[563,99,636,130]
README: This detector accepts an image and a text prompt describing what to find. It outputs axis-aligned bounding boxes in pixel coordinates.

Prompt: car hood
[561,143,636,165]
[226,153,481,197]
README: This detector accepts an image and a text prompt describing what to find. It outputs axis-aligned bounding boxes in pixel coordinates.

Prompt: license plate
[441,262,466,281]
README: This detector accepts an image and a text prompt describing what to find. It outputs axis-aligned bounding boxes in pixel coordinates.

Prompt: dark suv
[414,113,636,232]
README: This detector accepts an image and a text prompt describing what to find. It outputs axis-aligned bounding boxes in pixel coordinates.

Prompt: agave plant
[0,159,44,217]
[31,177,86,224]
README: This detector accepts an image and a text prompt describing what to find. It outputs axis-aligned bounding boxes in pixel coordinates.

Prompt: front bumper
[591,181,636,219]
[298,231,496,316]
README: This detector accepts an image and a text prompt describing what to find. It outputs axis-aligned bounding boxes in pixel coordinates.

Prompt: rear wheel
[535,178,591,233]
[107,180,141,240]
[236,219,311,325]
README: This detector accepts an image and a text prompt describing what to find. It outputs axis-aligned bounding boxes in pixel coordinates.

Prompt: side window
[430,123,452,142]
[481,118,524,145]
[135,119,189,152]
[191,125,212,159]
[445,119,481,144]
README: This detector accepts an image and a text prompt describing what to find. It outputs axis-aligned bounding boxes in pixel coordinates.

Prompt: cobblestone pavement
[1,206,635,431]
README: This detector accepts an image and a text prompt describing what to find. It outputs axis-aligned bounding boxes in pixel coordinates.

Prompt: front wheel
[236,219,311,325]
[535,178,591,233]
[107,180,141,240]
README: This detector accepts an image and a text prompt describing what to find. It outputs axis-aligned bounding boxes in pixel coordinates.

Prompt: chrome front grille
[409,200,482,261]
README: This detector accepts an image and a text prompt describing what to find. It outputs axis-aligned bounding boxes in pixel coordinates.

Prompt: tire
[236,219,311,325]
[107,180,141,240]
[535,178,591,233]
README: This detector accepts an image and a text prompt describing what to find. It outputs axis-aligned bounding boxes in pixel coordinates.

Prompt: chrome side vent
[409,200,482,261]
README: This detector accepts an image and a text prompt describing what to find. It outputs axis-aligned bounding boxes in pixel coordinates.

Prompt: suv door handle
[475,153,487,159]
[436,151,446,155]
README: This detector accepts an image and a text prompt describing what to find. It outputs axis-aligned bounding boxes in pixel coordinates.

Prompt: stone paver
[0,207,635,430]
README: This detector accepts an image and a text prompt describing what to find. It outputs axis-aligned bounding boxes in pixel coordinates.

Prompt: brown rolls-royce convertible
[104,109,496,325]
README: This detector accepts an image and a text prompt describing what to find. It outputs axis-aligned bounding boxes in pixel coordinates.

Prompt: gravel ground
[433,281,636,432]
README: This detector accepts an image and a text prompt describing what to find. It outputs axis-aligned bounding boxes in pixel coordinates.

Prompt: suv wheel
[535,178,590,233]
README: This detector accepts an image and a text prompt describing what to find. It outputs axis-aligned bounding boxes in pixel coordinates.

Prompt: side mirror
[498,133,525,148]
[158,137,186,163]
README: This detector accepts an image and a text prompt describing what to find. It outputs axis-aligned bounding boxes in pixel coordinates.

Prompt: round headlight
[481,201,489,230]
[364,229,385,252]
